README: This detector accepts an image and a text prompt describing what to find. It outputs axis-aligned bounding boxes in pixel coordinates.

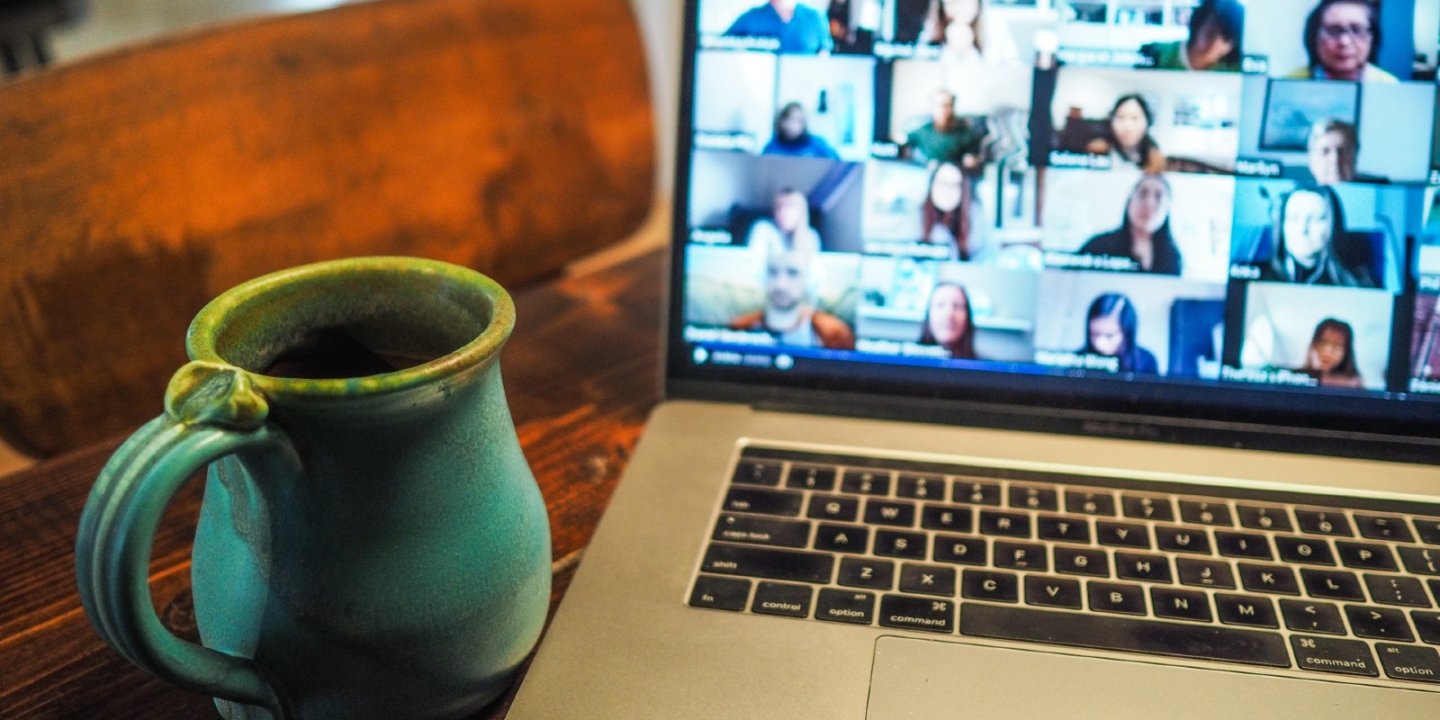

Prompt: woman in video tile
[1081,293,1159,375]
[1077,174,1182,275]
[1298,318,1364,388]
[1288,0,1396,83]
[1259,185,1376,288]
[1139,0,1245,72]
[918,283,978,360]
[919,0,1019,66]
[1085,95,1166,173]
[921,161,972,260]
[763,102,840,160]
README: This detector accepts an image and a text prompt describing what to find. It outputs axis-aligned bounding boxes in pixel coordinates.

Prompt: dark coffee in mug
[262,328,437,379]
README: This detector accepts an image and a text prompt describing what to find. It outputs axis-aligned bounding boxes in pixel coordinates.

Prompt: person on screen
[728,231,855,350]
[918,283,977,360]
[745,188,824,254]
[1081,293,1159,375]
[1303,118,1387,185]
[1085,95,1165,173]
[1298,318,1364,388]
[1078,174,1182,275]
[904,89,984,167]
[762,103,840,159]
[1287,0,1397,83]
[1260,185,1376,288]
[1138,0,1244,72]
[921,162,972,260]
[726,0,834,54]
[920,0,1020,64]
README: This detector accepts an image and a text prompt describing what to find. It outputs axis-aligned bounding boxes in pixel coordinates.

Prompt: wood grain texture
[0,248,666,719]
[0,0,655,457]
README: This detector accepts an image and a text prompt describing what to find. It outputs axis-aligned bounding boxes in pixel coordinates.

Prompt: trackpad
[867,636,1432,719]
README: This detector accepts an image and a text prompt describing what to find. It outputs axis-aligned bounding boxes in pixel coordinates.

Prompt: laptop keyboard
[687,448,1440,687]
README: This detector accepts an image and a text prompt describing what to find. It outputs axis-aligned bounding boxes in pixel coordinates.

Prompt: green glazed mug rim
[186,256,515,399]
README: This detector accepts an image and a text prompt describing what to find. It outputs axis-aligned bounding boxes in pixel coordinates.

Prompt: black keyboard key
[1179,500,1233,527]
[1216,594,1278,628]
[702,544,834,584]
[879,594,955,634]
[838,557,895,590]
[1066,490,1116,517]
[954,479,1002,506]
[920,504,973,533]
[1292,636,1378,677]
[1215,531,1272,560]
[1295,510,1352,537]
[808,494,859,523]
[979,510,1032,539]
[933,535,987,566]
[1275,536,1335,566]
[1239,563,1301,596]
[1152,588,1212,623]
[725,487,804,517]
[1088,581,1147,615]
[814,524,869,554]
[1365,574,1433,608]
[1335,541,1397,571]
[1237,504,1292,532]
[787,464,837,492]
[841,470,892,496]
[994,541,1048,572]
[1177,558,1236,589]
[1038,515,1091,544]
[1300,569,1365,601]
[874,530,927,559]
[864,500,917,528]
[961,604,1290,668]
[689,575,751,611]
[1054,546,1109,577]
[1347,605,1416,642]
[1121,494,1174,522]
[1280,599,1347,635]
[751,581,812,618]
[1115,552,1172,583]
[1377,644,1440,684]
[1010,485,1058,512]
[1355,514,1414,543]
[900,564,957,597]
[815,589,875,625]
[1417,517,1440,546]
[1025,575,1083,609]
[713,514,811,548]
[896,474,945,501]
[1096,521,1150,549]
[1413,611,1440,644]
[1400,546,1440,576]
[962,570,1019,603]
[1155,526,1212,555]
[733,459,783,486]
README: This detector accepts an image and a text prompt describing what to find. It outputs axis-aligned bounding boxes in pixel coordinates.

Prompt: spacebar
[960,604,1291,669]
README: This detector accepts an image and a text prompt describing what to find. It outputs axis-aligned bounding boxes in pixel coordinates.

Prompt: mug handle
[75,362,295,718]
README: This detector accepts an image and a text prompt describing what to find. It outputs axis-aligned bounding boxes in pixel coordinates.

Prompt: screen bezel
[663,0,1440,464]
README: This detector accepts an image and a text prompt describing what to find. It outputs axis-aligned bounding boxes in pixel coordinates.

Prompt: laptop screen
[668,0,1440,444]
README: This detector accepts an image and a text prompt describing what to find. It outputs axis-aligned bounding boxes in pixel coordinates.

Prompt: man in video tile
[726,0,834,54]
[728,228,855,350]
[904,89,983,167]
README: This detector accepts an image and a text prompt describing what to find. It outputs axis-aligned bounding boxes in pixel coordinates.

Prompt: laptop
[508,1,1440,716]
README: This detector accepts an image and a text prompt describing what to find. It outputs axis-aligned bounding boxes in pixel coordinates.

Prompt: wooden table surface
[0,248,665,719]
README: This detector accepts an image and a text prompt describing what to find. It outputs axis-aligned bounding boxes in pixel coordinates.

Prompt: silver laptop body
[510,1,1440,716]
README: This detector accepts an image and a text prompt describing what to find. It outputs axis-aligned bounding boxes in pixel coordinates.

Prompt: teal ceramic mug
[75,258,551,720]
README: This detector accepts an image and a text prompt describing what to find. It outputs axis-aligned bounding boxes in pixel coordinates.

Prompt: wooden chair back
[0,0,655,457]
